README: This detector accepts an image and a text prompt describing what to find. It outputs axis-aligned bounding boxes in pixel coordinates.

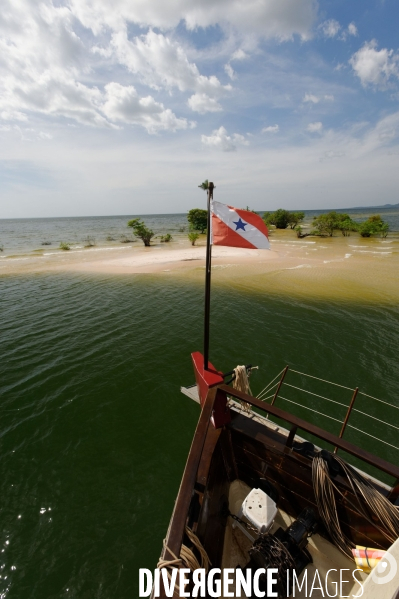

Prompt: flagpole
[203,181,214,371]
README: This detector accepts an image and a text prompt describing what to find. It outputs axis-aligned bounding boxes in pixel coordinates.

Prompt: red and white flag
[211,200,270,249]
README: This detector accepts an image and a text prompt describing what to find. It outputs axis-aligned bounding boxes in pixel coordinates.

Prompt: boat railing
[221,383,399,483]
[255,366,399,456]
[163,383,399,583]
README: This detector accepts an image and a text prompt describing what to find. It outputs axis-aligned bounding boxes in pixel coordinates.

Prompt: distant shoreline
[1,204,398,222]
[1,230,398,304]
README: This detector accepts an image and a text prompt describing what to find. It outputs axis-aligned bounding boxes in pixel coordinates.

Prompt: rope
[157,527,211,597]
[283,383,348,408]
[257,381,279,400]
[290,369,353,391]
[352,409,399,432]
[233,365,252,412]
[358,391,399,412]
[313,454,399,560]
[259,394,275,402]
[312,456,355,559]
[256,369,285,399]
[346,424,399,451]
[278,396,343,424]
[332,455,399,544]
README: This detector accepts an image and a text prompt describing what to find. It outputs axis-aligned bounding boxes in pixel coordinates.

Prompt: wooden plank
[220,384,399,480]
[162,387,217,563]
[196,425,222,488]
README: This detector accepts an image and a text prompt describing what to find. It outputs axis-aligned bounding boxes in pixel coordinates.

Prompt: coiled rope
[157,527,210,596]
[312,454,399,559]
[233,365,252,411]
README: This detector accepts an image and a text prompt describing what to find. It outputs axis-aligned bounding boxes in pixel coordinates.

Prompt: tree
[288,211,305,229]
[311,212,358,237]
[359,215,389,238]
[198,179,210,191]
[127,218,155,246]
[311,212,341,236]
[187,208,207,233]
[263,208,291,229]
[336,216,358,237]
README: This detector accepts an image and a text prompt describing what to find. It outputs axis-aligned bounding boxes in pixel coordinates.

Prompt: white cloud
[307,121,323,133]
[224,49,248,81]
[0,3,199,132]
[262,125,279,133]
[187,93,222,114]
[108,30,231,99]
[303,94,334,104]
[102,83,191,133]
[320,19,341,38]
[70,0,317,40]
[303,93,320,104]
[231,49,249,61]
[224,64,236,80]
[201,126,249,151]
[350,40,399,89]
[38,131,53,140]
[348,22,358,37]
[1,72,112,128]
[1,110,28,122]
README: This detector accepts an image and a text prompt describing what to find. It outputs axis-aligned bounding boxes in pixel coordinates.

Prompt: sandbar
[1,231,398,303]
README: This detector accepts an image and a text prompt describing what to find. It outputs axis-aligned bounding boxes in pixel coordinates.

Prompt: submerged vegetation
[311,212,358,237]
[84,236,96,248]
[262,208,390,239]
[311,211,389,238]
[188,232,200,246]
[127,218,155,246]
[120,234,134,243]
[160,233,172,242]
[359,215,389,238]
[263,209,305,229]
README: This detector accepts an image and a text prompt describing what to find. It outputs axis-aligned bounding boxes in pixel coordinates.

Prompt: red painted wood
[191,352,230,428]
[191,352,223,405]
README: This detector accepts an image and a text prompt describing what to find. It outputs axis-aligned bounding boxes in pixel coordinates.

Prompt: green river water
[1,272,398,598]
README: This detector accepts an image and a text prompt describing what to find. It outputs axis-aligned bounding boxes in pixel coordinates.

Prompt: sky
[1,0,399,217]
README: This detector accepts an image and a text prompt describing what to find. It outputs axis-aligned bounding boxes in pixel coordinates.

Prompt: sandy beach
[2,230,398,303]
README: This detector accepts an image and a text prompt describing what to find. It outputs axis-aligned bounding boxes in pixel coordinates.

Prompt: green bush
[127,219,155,246]
[263,208,304,229]
[160,233,173,242]
[59,242,70,251]
[187,208,207,233]
[359,215,389,238]
[263,208,291,229]
[312,212,357,237]
[188,232,200,246]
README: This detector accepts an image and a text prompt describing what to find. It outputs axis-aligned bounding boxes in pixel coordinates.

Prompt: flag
[211,200,270,249]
